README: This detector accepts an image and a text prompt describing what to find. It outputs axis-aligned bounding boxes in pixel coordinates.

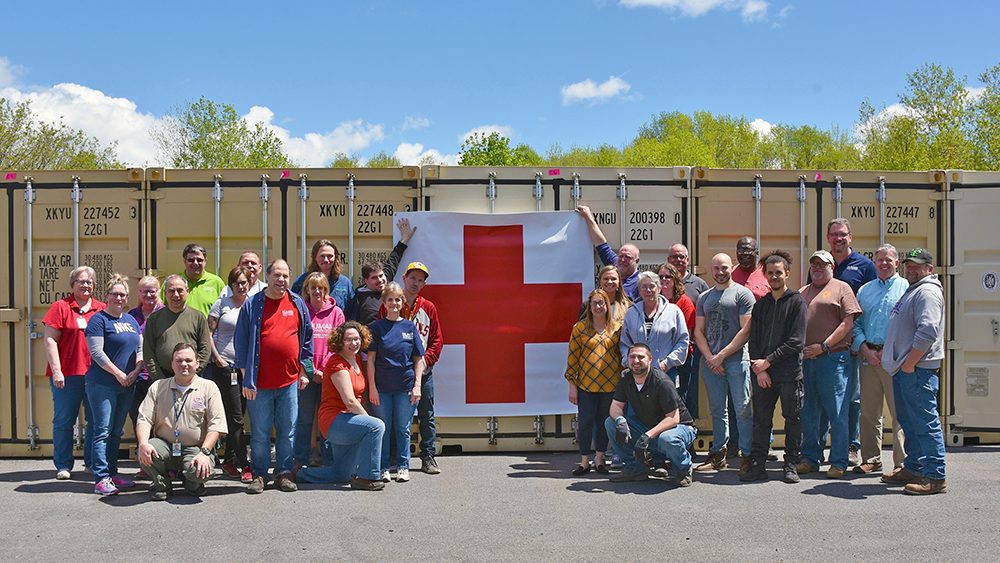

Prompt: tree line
[2,63,997,171]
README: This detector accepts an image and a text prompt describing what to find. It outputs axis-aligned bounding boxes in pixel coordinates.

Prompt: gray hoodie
[881,274,944,375]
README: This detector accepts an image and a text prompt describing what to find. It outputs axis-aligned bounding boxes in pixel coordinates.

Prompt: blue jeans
[701,359,752,455]
[293,380,323,466]
[849,353,862,449]
[246,383,298,479]
[372,391,416,471]
[603,407,696,475]
[677,349,699,418]
[298,413,385,483]
[417,371,436,458]
[50,377,93,471]
[893,368,946,480]
[576,389,614,456]
[85,380,135,482]
[801,351,851,469]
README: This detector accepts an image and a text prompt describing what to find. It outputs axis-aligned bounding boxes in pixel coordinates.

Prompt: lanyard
[172,389,192,438]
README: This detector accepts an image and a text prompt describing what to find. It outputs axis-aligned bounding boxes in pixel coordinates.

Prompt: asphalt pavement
[1,446,998,562]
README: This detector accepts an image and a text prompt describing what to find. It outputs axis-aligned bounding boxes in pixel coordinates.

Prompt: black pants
[208,363,248,468]
[128,376,153,437]
[751,378,803,466]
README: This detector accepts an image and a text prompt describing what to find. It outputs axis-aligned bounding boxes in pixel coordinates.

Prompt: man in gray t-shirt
[693,253,755,472]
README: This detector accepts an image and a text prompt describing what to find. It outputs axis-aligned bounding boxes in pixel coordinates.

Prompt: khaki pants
[141,437,215,493]
[859,362,905,467]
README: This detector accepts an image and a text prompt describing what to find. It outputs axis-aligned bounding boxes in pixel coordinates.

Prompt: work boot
[881,467,922,485]
[795,462,818,474]
[782,465,800,484]
[694,450,727,472]
[904,478,947,496]
[739,460,767,482]
[246,475,266,494]
[738,456,753,477]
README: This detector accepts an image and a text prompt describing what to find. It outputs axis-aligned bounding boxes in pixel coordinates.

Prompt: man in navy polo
[824,218,876,466]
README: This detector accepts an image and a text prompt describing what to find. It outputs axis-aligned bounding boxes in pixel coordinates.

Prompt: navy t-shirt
[85,311,141,387]
[368,318,426,393]
[834,251,877,294]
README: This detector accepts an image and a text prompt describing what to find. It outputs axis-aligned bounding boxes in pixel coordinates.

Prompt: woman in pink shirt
[295,272,345,469]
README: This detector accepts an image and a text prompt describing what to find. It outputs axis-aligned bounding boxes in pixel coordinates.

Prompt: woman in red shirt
[296,321,386,491]
[659,262,698,416]
[42,266,106,479]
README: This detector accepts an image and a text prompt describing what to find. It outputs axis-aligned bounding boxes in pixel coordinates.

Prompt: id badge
[76,316,87,329]
[230,369,238,387]
[172,441,182,457]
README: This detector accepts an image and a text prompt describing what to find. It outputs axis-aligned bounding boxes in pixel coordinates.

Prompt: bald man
[577,206,641,302]
[693,253,755,474]
[667,244,709,305]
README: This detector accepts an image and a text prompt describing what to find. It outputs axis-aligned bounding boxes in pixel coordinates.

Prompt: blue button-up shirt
[851,273,908,352]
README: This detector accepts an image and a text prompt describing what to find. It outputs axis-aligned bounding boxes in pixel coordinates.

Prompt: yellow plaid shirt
[564,321,622,393]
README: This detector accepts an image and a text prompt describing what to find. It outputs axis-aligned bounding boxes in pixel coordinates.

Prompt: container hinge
[571,173,581,202]
[617,173,628,201]
[797,176,807,202]
[24,177,35,203]
[346,174,356,202]
[259,174,270,203]
[877,176,886,203]
[833,176,843,203]
[533,173,544,202]
[298,174,309,201]
[70,176,82,203]
[752,174,762,201]
[487,416,498,445]
[486,172,497,201]
[533,415,545,445]
[212,174,224,202]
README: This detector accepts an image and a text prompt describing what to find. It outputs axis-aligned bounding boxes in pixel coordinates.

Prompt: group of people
[42,218,445,500]
[568,208,947,495]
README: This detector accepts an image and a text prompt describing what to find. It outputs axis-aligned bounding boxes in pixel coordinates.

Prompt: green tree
[0,98,120,169]
[459,131,540,166]
[972,62,1000,169]
[152,97,292,168]
[329,152,361,168]
[365,151,401,168]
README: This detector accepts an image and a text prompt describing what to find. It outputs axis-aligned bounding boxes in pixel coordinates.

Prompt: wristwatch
[199,446,213,456]
[821,342,831,354]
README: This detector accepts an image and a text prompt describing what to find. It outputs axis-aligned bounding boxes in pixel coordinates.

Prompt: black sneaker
[739,462,768,482]
[782,465,800,484]
[421,456,441,475]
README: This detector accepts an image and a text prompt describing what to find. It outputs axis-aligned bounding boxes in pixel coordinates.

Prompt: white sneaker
[55,469,71,480]
[379,470,391,483]
[396,469,410,482]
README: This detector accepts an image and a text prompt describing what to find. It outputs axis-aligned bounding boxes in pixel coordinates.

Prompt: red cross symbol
[420,225,583,404]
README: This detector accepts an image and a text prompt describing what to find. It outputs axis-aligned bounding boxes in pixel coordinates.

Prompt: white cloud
[561,76,632,105]
[243,106,384,167]
[620,0,773,21]
[741,0,769,22]
[393,142,460,166]
[749,117,773,137]
[458,124,514,143]
[854,102,919,140]
[401,114,431,131]
[1,82,161,166]
[0,57,21,87]
[966,86,987,101]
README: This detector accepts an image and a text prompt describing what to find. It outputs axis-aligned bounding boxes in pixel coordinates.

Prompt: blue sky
[1,1,997,166]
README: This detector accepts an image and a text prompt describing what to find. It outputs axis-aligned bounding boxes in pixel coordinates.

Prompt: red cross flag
[393,211,594,416]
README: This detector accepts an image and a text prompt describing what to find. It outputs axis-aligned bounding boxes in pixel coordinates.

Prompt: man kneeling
[136,343,227,500]
[605,343,697,486]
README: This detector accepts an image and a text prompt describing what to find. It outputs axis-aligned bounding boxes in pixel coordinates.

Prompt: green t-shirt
[162,272,226,317]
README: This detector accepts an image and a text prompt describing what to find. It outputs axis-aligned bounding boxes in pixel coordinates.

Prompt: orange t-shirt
[317,352,366,435]
[799,278,862,351]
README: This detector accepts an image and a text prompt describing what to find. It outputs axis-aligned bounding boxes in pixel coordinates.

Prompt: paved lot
[1,447,998,562]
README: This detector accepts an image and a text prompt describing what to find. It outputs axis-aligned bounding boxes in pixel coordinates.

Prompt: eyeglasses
[73,279,94,286]
[140,289,158,295]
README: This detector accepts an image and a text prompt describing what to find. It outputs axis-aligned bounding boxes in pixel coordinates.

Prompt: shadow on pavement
[566,478,685,495]
[800,481,898,499]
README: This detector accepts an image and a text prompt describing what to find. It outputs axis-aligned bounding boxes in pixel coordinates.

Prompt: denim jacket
[234,290,314,391]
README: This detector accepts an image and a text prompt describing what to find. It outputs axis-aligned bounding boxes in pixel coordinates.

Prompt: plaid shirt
[565,321,622,393]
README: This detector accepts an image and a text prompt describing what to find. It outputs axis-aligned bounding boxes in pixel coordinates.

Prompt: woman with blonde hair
[85,274,141,495]
[565,288,622,475]
[580,265,629,326]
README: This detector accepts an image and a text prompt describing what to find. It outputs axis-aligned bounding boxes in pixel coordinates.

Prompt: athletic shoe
[94,477,119,496]
[396,469,410,482]
[222,463,241,478]
[379,471,391,483]
[240,466,253,484]
[848,446,862,467]
[246,476,266,494]
[274,473,298,492]
[420,456,441,475]
[782,466,800,484]
[904,478,947,495]
[151,490,169,501]
[55,469,71,480]
[111,475,135,489]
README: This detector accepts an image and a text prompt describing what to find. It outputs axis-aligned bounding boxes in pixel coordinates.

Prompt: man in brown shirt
[137,342,227,501]
[797,250,861,479]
